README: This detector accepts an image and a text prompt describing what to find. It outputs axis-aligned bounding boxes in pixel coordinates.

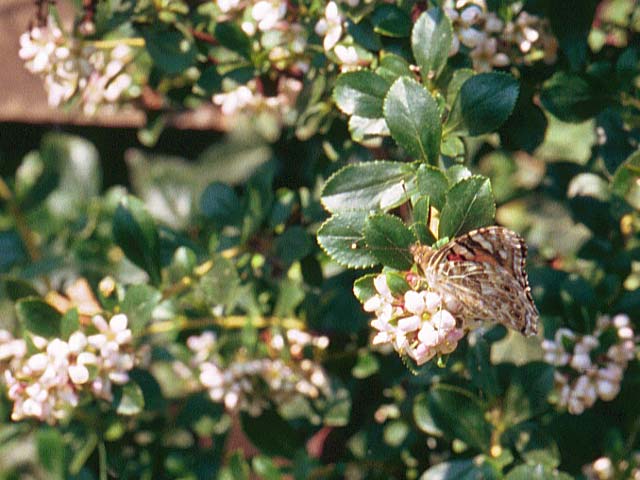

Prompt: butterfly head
[409,244,435,273]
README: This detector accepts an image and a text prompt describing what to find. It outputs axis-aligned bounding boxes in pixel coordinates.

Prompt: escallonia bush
[1,0,640,478]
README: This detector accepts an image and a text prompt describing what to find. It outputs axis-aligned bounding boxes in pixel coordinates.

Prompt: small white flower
[334,45,358,65]
[316,2,343,51]
[69,364,90,384]
[252,0,287,31]
[27,353,49,373]
[68,331,87,353]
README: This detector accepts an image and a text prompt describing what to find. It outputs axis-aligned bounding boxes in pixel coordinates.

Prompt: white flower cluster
[186,329,331,416]
[542,314,636,415]
[212,77,303,120]
[364,274,465,365]
[315,1,365,71]
[444,0,558,72]
[0,314,135,424]
[583,454,640,480]
[214,0,309,73]
[19,16,138,114]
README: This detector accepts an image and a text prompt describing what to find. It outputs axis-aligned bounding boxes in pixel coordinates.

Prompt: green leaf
[198,256,241,306]
[317,211,377,268]
[120,284,162,335]
[363,214,416,270]
[60,308,79,340]
[371,4,412,37]
[446,68,475,105]
[241,163,276,241]
[611,150,640,211]
[466,335,500,400]
[376,53,413,83]
[194,65,222,96]
[14,151,59,211]
[353,274,376,304]
[114,381,145,416]
[412,195,430,226]
[348,115,390,142]
[448,73,519,136]
[416,164,449,211]
[384,420,410,447]
[503,423,560,469]
[240,410,302,458]
[69,431,98,475]
[275,226,312,264]
[37,427,65,480]
[503,465,573,480]
[540,72,609,122]
[548,0,598,70]
[440,136,465,158]
[113,195,162,285]
[321,160,415,213]
[41,133,101,218]
[348,19,383,51]
[16,297,62,338]
[420,458,499,480]
[252,456,282,480]
[220,451,251,480]
[215,22,252,59]
[352,351,380,378]
[438,176,495,239]
[427,384,492,452]
[502,363,554,426]
[1,277,40,301]
[446,165,472,183]
[0,231,27,272]
[333,71,391,118]
[142,27,197,75]
[200,182,241,225]
[384,77,442,163]
[411,8,453,84]
[413,392,443,436]
[273,278,305,317]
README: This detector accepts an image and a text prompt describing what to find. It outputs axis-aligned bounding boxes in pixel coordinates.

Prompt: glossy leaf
[371,4,412,37]
[333,71,390,118]
[36,427,65,480]
[142,28,197,75]
[16,297,62,338]
[114,381,145,416]
[317,211,376,268]
[113,195,162,285]
[363,214,416,269]
[353,274,376,304]
[427,385,492,452]
[321,161,415,213]
[120,284,162,335]
[384,77,442,163]
[411,8,453,84]
[200,182,241,225]
[376,53,413,83]
[438,176,495,239]
[416,164,449,211]
[448,73,519,136]
[503,465,573,480]
[240,410,302,458]
[540,72,609,122]
[420,458,499,480]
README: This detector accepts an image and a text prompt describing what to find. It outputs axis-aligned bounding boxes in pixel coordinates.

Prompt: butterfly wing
[426,227,539,336]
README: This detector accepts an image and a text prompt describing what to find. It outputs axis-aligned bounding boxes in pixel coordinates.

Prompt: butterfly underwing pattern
[410,226,539,336]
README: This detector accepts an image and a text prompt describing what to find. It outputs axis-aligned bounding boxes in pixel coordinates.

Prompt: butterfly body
[411,226,539,336]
